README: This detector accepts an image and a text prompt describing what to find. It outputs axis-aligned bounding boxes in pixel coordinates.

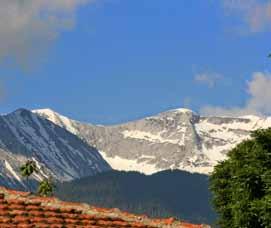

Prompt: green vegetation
[56,170,216,224]
[20,160,54,197]
[20,160,38,180]
[38,178,54,197]
[210,128,271,228]
[20,160,38,191]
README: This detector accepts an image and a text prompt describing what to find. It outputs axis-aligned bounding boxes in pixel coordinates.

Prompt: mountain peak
[168,108,194,113]
[12,108,30,115]
[162,108,199,118]
[32,108,78,135]
[33,108,59,117]
[0,107,111,189]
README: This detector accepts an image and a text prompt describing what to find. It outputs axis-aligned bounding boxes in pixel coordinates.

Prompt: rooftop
[0,186,209,228]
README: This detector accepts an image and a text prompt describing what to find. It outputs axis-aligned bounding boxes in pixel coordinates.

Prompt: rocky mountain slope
[0,109,111,189]
[34,108,271,175]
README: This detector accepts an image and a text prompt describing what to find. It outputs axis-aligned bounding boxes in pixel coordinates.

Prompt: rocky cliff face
[0,109,111,189]
[35,108,271,175]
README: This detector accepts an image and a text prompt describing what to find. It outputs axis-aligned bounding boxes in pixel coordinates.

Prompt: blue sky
[0,0,271,124]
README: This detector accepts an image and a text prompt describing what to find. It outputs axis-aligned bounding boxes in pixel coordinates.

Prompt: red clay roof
[0,186,210,228]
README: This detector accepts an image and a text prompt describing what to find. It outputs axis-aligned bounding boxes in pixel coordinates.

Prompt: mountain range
[1,107,271,189]
[34,108,271,175]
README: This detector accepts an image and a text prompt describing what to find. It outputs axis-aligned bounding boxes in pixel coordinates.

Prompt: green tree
[37,178,54,197]
[20,160,55,197]
[20,160,38,191]
[210,128,271,228]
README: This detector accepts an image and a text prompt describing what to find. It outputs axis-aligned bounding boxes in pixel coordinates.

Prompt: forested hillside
[56,170,216,224]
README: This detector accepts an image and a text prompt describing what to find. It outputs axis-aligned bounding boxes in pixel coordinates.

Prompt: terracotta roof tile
[0,186,210,228]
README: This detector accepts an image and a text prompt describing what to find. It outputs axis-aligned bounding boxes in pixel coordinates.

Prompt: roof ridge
[0,186,210,228]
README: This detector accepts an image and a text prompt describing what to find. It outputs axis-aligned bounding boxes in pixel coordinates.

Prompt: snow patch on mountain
[99,151,158,175]
[4,161,21,182]
[178,156,213,174]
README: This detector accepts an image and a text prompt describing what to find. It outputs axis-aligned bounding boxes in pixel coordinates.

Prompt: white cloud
[194,73,223,88]
[246,72,271,113]
[0,0,91,67]
[200,72,271,117]
[223,0,271,33]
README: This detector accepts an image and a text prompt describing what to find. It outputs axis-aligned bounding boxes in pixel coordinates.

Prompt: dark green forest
[56,170,216,224]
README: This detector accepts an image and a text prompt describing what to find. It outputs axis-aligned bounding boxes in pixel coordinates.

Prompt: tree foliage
[20,160,54,197]
[20,160,38,191]
[38,178,54,197]
[210,128,271,228]
[20,160,38,179]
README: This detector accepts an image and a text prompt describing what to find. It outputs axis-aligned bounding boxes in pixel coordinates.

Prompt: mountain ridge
[0,108,111,189]
[33,107,271,175]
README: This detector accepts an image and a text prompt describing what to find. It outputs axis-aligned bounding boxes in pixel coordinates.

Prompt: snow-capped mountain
[34,108,271,175]
[0,109,111,189]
